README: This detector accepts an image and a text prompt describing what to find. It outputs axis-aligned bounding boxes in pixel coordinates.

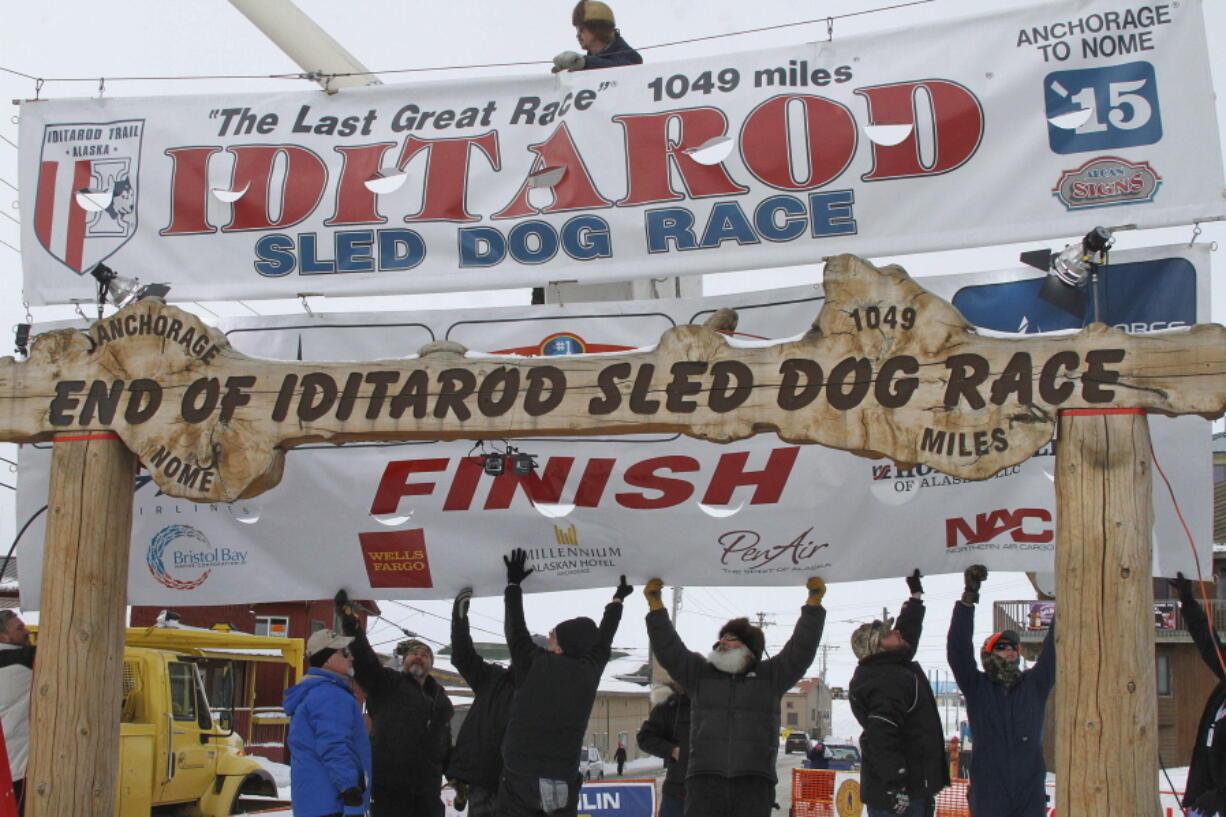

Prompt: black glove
[341,786,364,807]
[451,780,469,812]
[1171,571,1194,603]
[885,787,910,816]
[504,548,534,585]
[614,575,633,601]
[454,587,473,620]
[334,589,361,635]
[906,569,923,596]
[1193,788,1224,816]
[962,564,988,606]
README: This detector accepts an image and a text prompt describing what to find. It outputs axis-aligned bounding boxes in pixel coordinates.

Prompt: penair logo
[1052,156,1160,211]
[147,524,247,590]
[945,508,1053,551]
[34,119,144,273]
[357,528,434,588]
[495,332,634,356]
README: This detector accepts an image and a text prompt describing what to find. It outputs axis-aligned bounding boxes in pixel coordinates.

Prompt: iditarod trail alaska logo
[34,119,144,274]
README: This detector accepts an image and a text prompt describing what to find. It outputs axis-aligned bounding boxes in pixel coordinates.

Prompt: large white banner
[18,0,1224,304]
[14,245,1213,607]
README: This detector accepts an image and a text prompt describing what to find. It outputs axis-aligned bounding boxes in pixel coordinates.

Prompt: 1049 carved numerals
[847,305,916,332]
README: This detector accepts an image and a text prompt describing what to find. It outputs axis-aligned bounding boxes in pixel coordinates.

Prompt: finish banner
[14,245,1212,607]
[18,0,1224,304]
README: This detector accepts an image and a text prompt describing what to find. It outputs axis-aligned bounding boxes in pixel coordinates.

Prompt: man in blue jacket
[947,565,1055,817]
[552,1,642,73]
[284,629,372,817]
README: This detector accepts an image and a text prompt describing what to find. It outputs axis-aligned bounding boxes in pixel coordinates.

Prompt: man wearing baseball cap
[336,591,453,817]
[283,629,371,817]
[947,565,1055,817]
[552,1,642,73]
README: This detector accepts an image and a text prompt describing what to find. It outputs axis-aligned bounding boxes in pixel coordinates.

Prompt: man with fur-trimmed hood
[849,570,947,817]
[552,1,642,73]
[947,565,1055,817]
[644,576,826,817]
[636,674,691,817]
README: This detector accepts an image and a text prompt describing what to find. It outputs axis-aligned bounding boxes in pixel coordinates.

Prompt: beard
[983,652,1021,688]
[405,661,429,680]
[707,644,752,674]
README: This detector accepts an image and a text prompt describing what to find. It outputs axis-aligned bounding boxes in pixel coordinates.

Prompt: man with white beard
[644,577,826,817]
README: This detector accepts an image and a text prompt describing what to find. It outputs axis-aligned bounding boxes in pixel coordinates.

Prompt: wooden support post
[1054,410,1158,816]
[27,433,135,817]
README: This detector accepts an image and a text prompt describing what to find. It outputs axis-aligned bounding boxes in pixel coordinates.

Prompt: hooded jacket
[636,688,692,799]
[1180,591,1226,810]
[284,668,372,817]
[579,36,642,70]
[947,602,1055,817]
[501,584,622,781]
[645,604,824,782]
[447,595,515,791]
[849,598,949,809]
[347,627,453,795]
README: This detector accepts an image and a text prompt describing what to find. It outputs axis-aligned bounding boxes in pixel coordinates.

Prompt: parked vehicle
[579,745,605,780]
[38,622,303,816]
[784,732,809,754]
[824,744,861,771]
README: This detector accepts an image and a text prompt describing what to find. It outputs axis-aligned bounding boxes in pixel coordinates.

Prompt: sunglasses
[339,648,351,658]
[991,641,1018,652]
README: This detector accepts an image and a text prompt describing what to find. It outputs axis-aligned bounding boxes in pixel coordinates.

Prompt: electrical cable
[0,177,18,192]
[0,133,16,150]
[2,505,47,594]
[0,237,20,254]
[0,0,934,87]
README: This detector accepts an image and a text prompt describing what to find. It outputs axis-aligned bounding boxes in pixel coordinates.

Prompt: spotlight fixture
[511,450,538,476]
[1019,226,1114,320]
[483,452,506,476]
[89,262,172,317]
[13,323,30,358]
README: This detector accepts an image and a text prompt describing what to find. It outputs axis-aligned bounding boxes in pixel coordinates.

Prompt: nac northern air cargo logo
[34,119,144,273]
[945,508,1053,551]
[147,524,247,590]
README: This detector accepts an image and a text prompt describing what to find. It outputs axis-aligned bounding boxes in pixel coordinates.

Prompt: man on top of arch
[553,1,643,73]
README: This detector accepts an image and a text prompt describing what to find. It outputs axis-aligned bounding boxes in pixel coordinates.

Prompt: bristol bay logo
[34,119,144,273]
[147,524,247,590]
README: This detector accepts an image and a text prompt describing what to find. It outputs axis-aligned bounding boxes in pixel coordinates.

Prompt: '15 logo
[945,508,1053,548]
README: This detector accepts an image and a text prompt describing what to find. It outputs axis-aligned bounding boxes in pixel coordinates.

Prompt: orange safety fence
[791,769,971,817]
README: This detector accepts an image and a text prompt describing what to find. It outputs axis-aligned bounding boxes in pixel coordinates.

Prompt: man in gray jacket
[644,577,825,817]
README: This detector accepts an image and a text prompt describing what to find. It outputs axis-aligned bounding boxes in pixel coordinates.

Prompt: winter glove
[885,788,910,816]
[962,564,988,606]
[906,569,924,598]
[341,786,364,807]
[451,780,469,812]
[454,587,473,620]
[806,576,826,606]
[644,578,665,611]
[504,548,534,585]
[614,575,633,601]
[1171,571,1194,604]
[552,50,586,72]
[334,589,362,635]
[1193,788,1224,816]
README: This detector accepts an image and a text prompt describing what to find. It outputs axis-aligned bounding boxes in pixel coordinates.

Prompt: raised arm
[895,596,926,657]
[1029,616,1057,696]
[765,577,826,693]
[947,566,987,689]
[334,589,395,697]
[1176,573,1226,680]
[644,579,705,692]
[591,576,630,667]
[503,548,539,683]
[451,588,499,690]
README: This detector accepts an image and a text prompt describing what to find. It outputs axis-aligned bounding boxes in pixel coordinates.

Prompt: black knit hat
[555,617,598,656]
[719,617,765,660]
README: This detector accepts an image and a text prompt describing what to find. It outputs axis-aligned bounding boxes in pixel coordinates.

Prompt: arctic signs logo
[1052,156,1161,211]
[34,119,144,273]
[146,524,248,590]
[945,509,1053,551]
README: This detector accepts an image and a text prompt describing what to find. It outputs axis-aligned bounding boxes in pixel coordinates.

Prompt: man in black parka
[849,571,948,817]
[636,677,691,817]
[498,548,628,817]
[644,575,826,817]
[447,587,515,816]
[1175,572,1226,817]
[336,590,453,817]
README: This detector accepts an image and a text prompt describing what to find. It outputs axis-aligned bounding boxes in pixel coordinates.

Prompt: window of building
[786,712,798,726]
[1156,653,1172,696]
[785,700,793,709]
[255,615,290,638]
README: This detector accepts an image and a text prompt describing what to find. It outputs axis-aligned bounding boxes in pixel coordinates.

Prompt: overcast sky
[0,0,1223,687]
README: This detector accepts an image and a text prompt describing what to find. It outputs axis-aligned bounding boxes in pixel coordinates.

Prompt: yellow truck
[37,622,303,816]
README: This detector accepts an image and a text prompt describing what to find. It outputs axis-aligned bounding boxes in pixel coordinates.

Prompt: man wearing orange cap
[947,565,1055,817]
[552,1,642,73]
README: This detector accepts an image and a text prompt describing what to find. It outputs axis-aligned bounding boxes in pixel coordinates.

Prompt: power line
[0,237,19,254]
[0,177,17,192]
[0,134,16,150]
[0,1,935,87]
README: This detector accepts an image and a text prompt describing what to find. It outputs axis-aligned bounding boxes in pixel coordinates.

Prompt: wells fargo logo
[357,529,434,588]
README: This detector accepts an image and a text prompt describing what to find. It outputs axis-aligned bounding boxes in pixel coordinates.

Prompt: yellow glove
[644,578,665,611]
[806,576,826,606]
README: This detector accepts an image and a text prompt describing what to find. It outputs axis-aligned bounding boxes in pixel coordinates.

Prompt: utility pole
[754,611,776,631]
[817,643,839,680]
